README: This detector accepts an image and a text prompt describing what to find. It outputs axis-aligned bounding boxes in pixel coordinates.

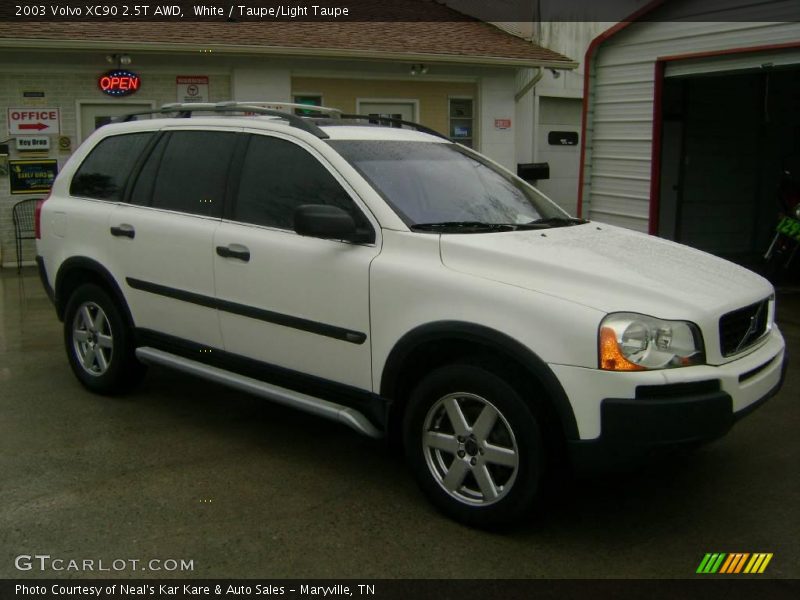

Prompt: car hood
[439,223,773,317]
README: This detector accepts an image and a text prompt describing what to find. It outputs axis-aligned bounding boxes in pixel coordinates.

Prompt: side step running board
[135,347,383,439]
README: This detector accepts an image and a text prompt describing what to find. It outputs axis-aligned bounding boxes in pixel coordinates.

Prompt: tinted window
[234,135,371,234]
[134,131,238,217]
[129,134,168,207]
[70,133,153,201]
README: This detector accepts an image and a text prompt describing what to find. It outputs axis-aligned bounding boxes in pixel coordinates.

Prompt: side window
[234,135,371,235]
[70,132,154,201]
[129,133,168,207]
[131,130,238,218]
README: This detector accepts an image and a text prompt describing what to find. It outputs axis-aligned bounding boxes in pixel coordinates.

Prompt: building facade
[0,19,575,267]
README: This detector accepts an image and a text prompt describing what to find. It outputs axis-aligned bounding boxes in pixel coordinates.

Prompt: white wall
[479,73,518,170]
[231,68,291,102]
[512,23,609,212]
[535,22,611,101]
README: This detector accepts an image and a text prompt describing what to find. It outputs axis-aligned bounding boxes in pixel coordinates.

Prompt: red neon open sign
[98,70,141,96]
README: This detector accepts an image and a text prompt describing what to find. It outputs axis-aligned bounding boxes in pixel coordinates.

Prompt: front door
[213,132,379,391]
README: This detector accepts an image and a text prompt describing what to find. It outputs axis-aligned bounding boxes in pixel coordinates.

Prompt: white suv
[36,102,786,526]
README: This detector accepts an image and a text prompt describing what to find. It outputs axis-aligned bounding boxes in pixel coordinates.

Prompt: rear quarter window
[70,132,154,201]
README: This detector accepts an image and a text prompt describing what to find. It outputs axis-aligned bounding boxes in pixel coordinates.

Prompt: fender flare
[380,321,580,441]
[54,256,134,328]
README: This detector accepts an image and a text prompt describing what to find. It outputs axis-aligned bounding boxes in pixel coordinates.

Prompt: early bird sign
[8,108,60,136]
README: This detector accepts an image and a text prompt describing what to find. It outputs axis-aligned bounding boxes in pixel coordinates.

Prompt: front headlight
[599,313,705,371]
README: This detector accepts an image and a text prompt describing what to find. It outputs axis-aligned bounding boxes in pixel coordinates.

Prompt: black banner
[2,580,799,600]
[1,0,799,22]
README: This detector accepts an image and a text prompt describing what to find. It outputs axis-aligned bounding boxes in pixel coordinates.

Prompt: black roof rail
[115,102,330,139]
[112,102,452,142]
[338,114,450,141]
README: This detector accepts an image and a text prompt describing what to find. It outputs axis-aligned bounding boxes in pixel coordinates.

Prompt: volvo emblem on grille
[735,303,765,354]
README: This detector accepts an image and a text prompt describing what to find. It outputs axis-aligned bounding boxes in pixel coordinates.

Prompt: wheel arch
[380,321,580,444]
[54,257,134,329]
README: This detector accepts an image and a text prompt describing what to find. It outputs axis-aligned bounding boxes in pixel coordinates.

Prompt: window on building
[70,132,154,201]
[367,114,404,128]
[294,95,324,116]
[449,98,474,148]
[233,134,372,240]
[131,131,237,218]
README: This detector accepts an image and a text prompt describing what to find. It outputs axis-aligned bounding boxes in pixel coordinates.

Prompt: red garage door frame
[647,41,800,235]
[577,1,800,235]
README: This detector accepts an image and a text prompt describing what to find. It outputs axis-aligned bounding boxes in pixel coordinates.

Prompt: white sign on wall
[8,108,60,136]
[16,136,51,151]
[176,76,209,104]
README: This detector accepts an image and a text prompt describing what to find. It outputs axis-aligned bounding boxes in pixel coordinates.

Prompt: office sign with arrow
[7,108,60,136]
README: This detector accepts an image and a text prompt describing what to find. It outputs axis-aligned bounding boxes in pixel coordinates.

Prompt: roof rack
[113,101,451,141]
[212,101,343,118]
[338,114,450,141]
[117,101,333,139]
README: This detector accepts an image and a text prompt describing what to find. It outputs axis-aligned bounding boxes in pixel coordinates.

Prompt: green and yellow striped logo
[696,553,773,574]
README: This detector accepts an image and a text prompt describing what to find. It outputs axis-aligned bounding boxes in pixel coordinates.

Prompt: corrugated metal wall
[581,1,800,232]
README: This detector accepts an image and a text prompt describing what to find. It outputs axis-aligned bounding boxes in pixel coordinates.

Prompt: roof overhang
[0,38,579,70]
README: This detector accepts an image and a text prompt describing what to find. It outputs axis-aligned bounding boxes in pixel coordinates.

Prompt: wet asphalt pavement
[0,267,798,579]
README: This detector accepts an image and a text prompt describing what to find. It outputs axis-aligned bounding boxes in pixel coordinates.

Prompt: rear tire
[403,362,544,528]
[63,283,146,394]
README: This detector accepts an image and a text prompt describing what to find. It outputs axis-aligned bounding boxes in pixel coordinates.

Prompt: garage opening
[656,64,800,270]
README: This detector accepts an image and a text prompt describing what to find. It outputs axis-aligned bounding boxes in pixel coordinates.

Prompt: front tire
[63,283,145,394]
[403,363,544,527]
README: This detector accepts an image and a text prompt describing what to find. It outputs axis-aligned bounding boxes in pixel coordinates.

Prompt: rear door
[65,131,155,280]
[106,127,241,348]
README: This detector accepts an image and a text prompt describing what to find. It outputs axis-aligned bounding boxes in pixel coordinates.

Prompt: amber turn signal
[599,326,645,371]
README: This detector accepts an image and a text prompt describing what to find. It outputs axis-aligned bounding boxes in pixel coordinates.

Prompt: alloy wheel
[71,301,114,376]
[422,392,519,506]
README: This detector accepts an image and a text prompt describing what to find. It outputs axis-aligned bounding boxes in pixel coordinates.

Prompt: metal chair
[12,198,39,273]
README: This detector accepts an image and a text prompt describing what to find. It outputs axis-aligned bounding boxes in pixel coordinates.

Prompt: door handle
[216,244,250,262]
[110,224,135,239]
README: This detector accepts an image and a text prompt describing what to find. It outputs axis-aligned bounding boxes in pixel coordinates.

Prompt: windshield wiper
[410,221,515,233]
[410,217,587,233]
[520,216,588,228]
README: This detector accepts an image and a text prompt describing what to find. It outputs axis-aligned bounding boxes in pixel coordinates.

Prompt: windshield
[328,140,576,230]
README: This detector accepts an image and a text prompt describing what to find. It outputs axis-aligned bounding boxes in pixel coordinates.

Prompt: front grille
[719,298,770,357]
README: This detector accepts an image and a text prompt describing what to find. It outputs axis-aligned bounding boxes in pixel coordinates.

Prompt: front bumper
[551,328,787,473]
[567,362,786,473]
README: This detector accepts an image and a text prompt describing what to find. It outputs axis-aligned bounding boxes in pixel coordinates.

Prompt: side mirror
[294,204,362,242]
